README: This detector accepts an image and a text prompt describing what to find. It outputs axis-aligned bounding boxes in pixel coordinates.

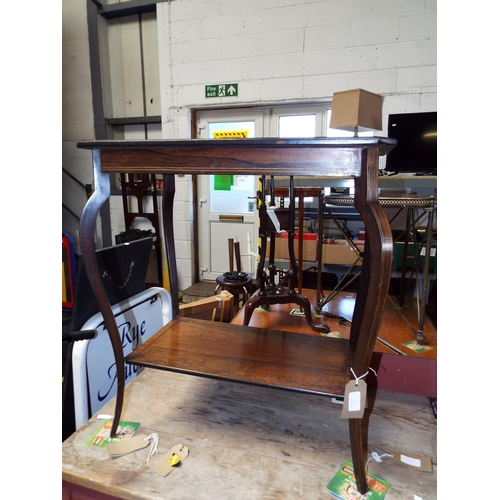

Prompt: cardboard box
[267,236,437,269]
[266,236,364,266]
[330,88,383,132]
[322,241,364,265]
[266,235,317,263]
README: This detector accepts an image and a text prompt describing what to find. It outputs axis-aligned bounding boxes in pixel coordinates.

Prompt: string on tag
[144,433,159,465]
[366,451,394,471]
[350,367,377,386]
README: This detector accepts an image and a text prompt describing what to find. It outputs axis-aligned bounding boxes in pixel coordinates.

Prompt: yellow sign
[213,130,249,139]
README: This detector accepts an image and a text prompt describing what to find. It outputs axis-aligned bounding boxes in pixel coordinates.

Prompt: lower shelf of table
[125,317,355,397]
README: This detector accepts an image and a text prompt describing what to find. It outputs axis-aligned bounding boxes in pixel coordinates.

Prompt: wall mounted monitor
[385,111,437,175]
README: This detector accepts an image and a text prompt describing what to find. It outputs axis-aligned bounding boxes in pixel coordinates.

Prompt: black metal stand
[316,194,437,345]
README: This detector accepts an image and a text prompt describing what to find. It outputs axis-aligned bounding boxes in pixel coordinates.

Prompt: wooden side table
[76,137,396,494]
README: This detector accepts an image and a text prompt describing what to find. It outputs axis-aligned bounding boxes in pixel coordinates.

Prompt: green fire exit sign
[205,83,239,98]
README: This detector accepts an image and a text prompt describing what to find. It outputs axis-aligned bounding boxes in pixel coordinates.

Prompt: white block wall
[156,0,437,290]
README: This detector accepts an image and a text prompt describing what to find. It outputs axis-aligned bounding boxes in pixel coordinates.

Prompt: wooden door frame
[189,102,333,283]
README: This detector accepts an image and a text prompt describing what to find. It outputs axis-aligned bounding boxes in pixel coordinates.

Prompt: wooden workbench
[62,368,437,500]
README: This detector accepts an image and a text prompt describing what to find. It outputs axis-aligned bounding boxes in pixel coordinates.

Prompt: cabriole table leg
[79,150,125,438]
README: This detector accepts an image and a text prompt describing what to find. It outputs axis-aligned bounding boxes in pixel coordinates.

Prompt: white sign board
[72,288,172,429]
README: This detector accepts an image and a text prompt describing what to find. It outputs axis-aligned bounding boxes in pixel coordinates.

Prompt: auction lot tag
[341,379,367,419]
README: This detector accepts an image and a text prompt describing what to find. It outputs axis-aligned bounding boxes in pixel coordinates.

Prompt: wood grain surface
[62,368,437,499]
[232,290,437,359]
[126,317,354,397]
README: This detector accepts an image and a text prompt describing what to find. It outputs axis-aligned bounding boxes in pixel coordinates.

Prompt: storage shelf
[126,317,354,397]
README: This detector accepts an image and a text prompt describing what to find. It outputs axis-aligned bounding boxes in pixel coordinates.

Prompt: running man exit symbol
[205,83,239,98]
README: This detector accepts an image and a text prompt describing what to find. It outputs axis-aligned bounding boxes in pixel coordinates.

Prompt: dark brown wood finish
[162,174,179,317]
[126,317,354,396]
[231,288,437,356]
[242,175,330,334]
[79,150,125,438]
[76,137,396,494]
[229,287,437,398]
[347,149,394,491]
[76,138,395,176]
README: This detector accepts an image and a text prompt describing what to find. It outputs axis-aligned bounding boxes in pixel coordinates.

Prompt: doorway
[195,102,350,281]
[196,108,263,280]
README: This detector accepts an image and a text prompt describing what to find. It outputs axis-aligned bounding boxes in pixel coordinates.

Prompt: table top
[76,137,397,176]
[77,137,397,149]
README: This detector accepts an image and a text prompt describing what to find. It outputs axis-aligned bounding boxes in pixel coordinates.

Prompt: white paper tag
[348,390,361,412]
[390,451,433,472]
[401,454,422,468]
[420,247,436,257]
[341,379,367,419]
[266,207,285,233]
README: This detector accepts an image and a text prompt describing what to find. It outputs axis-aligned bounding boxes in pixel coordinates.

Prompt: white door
[195,104,349,282]
[196,109,264,281]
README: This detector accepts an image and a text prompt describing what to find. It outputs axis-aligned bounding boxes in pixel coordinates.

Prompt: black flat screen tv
[385,111,437,175]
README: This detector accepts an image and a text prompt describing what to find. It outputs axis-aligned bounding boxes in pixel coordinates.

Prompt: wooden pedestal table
[77,137,396,494]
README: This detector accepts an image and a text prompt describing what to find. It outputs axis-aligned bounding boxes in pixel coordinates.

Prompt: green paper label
[85,420,141,448]
[326,460,390,499]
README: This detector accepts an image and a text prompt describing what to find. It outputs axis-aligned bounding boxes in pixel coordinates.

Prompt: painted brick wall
[156,0,437,290]
[158,0,436,120]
